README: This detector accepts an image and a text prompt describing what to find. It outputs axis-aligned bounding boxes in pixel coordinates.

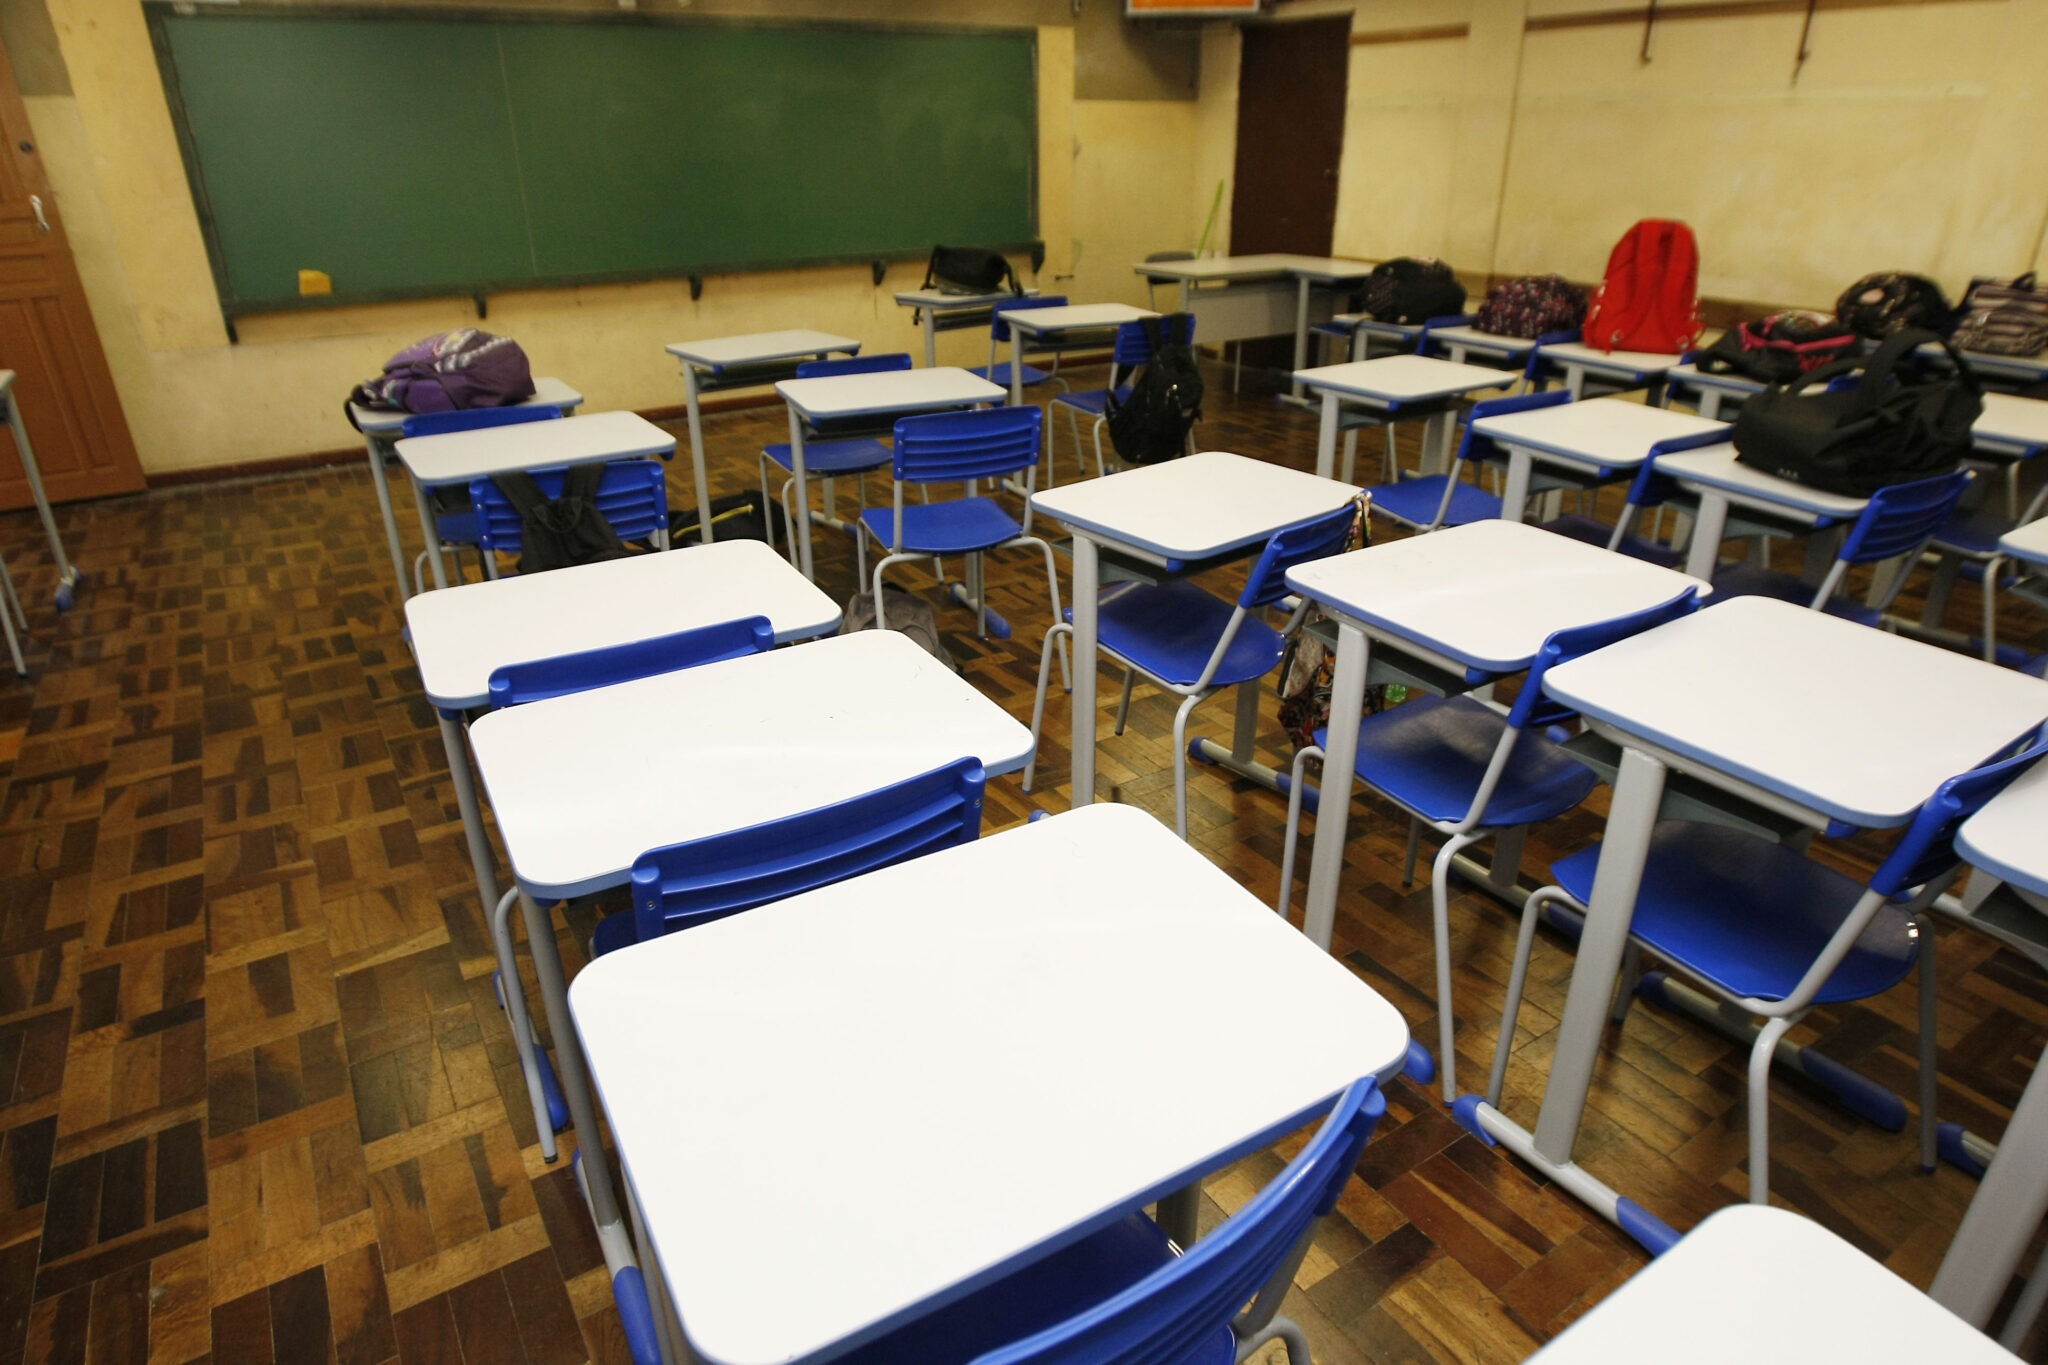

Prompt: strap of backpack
[1142,313,1167,358]
[492,470,550,520]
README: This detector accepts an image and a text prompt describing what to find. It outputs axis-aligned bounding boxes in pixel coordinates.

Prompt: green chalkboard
[148,8,1038,316]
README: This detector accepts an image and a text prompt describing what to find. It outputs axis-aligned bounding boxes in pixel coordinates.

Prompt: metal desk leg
[1301,625,1372,952]
[786,409,816,583]
[1419,410,1456,478]
[1501,451,1534,525]
[1010,328,1027,407]
[1931,1034,2048,1329]
[920,308,939,368]
[1566,366,1587,401]
[1697,390,1724,421]
[1315,392,1341,481]
[1288,277,1313,403]
[364,433,412,600]
[412,480,451,591]
[683,364,716,546]
[5,398,79,608]
[1682,493,1731,581]
[1069,535,1100,808]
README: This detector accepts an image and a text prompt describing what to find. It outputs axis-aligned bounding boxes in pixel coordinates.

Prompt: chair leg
[1919,936,1939,1172]
[1401,817,1424,888]
[1748,1014,1797,1203]
[1023,623,1073,793]
[490,887,560,1158]
[1276,745,1323,917]
[758,455,778,553]
[1093,418,1109,480]
[1113,666,1137,736]
[1611,942,1642,1027]
[1170,690,1209,842]
[779,478,802,569]
[1982,554,2003,664]
[1384,427,1398,483]
[1340,429,1358,485]
[1430,829,1482,1103]
[1489,886,1568,1107]
[1021,534,1071,691]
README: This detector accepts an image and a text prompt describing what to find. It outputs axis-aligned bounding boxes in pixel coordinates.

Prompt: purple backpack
[350,330,536,414]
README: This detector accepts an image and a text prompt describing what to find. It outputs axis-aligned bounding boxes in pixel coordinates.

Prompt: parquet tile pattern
[0,362,2044,1365]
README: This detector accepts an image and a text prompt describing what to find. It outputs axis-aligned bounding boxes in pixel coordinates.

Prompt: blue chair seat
[1052,385,1130,418]
[833,1212,1229,1365]
[1550,821,1920,1005]
[2028,653,2048,679]
[967,362,1053,387]
[763,437,892,476]
[1369,475,1502,528]
[1930,500,2014,557]
[1088,580,1286,689]
[859,498,1022,556]
[1316,694,1598,828]
[1710,562,1881,628]
[1541,513,1684,568]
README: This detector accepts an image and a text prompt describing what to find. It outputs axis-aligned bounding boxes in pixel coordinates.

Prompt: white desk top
[1538,340,1684,374]
[393,409,673,486]
[1924,342,2048,383]
[1975,392,2048,451]
[1543,596,2048,830]
[1294,354,1512,403]
[1003,303,1155,333]
[404,541,842,710]
[1530,1205,2020,1363]
[1998,514,2048,566]
[1473,399,1728,469]
[663,331,860,372]
[776,366,1004,421]
[1284,520,1706,674]
[468,629,1033,898]
[1031,451,1359,561]
[571,803,1411,1365]
[1332,313,1423,338]
[349,376,584,435]
[1134,254,1374,283]
[1427,325,1538,357]
[893,287,1037,309]
[1653,443,1871,519]
[1663,362,1763,395]
[1960,760,2048,899]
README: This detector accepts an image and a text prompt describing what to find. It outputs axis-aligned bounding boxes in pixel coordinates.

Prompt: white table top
[404,541,842,710]
[393,409,673,486]
[1134,253,1374,283]
[1653,443,1871,519]
[1998,514,2048,566]
[663,331,860,372]
[1294,354,1513,403]
[571,802,1411,1365]
[1003,303,1155,333]
[1960,759,2048,899]
[1284,520,1706,674]
[1530,1205,2020,1363]
[1543,596,2048,830]
[1538,340,1684,374]
[893,287,1037,309]
[1332,313,1423,338]
[349,376,584,435]
[1974,392,2048,451]
[1427,325,1538,357]
[776,366,1004,421]
[1473,398,1728,469]
[1663,362,1763,395]
[1031,451,1359,561]
[468,629,1033,898]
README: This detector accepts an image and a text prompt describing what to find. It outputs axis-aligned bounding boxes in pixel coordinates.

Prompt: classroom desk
[1533,340,1683,401]
[893,287,1038,368]
[1458,597,2048,1250]
[774,366,1005,582]
[1135,254,1374,401]
[1030,451,1360,808]
[1470,398,1728,524]
[2001,514,2048,569]
[467,629,1033,1300]
[1928,344,2048,389]
[1934,759,2048,1339]
[1002,302,1155,406]
[570,803,1412,1365]
[1329,313,1425,359]
[1294,355,1514,481]
[1651,443,1870,581]
[403,541,840,1160]
[1662,362,1760,420]
[1425,326,1539,367]
[394,411,671,594]
[1533,1205,2020,1363]
[350,377,584,599]
[664,331,860,547]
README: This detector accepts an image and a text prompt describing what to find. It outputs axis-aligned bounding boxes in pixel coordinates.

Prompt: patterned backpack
[1581,220,1704,355]
[1474,275,1588,339]
[1835,273,1954,340]
[1950,274,2048,356]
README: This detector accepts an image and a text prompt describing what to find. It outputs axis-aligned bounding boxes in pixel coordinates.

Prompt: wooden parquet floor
[1,363,2046,1365]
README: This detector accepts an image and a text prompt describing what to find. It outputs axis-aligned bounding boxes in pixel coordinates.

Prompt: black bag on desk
[1730,328,1981,497]
[923,246,1022,297]
[493,465,631,573]
[1360,257,1467,325]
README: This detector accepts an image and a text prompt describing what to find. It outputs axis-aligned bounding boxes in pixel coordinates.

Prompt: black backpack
[1106,315,1202,466]
[1835,272,1954,340]
[923,246,1022,297]
[1361,258,1467,325]
[492,464,632,574]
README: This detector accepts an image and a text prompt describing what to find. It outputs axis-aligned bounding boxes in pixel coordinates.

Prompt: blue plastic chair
[1709,469,1973,627]
[968,295,1073,393]
[859,405,1065,645]
[760,352,915,576]
[1500,737,2048,1205]
[1026,504,1357,841]
[1280,587,1702,1102]
[1048,315,1197,483]
[1917,477,2048,663]
[467,459,671,577]
[1536,426,1733,568]
[1362,389,1568,533]
[816,1076,1386,1365]
[402,404,564,591]
[589,755,986,954]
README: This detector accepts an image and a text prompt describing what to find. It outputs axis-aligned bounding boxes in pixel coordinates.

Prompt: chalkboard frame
[144,5,1043,321]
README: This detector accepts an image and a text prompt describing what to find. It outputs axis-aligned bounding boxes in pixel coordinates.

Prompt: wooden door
[1229,16,1349,256]
[0,39,145,511]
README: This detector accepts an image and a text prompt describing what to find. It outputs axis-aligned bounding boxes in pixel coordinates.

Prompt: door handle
[28,195,48,233]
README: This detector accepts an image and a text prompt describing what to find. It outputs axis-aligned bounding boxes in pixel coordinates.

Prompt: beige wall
[17,0,1190,476]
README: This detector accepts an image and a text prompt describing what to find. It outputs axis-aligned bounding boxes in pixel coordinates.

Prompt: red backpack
[1580,219,1704,355]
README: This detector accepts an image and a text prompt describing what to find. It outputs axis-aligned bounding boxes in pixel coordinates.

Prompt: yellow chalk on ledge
[298,269,332,296]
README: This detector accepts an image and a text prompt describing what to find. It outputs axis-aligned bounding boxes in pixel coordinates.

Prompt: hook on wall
[1639,0,1658,63]
[1793,0,1818,82]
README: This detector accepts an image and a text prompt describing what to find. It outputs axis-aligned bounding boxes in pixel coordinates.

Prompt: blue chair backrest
[1414,313,1477,354]
[989,295,1070,342]
[1839,470,1973,565]
[488,616,773,709]
[1622,426,1732,511]
[1238,503,1357,611]
[401,405,562,438]
[795,353,912,379]
[892,406,1044,485]
[1110,315,1197,369]
[470,459,669,554]
[1870,736,2048,898]
[971,1078,1386,1365]
[1517,587,1701,731]
[629,756,987,940]
[1454,389,1574,469]
[1523,329,1586,385]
